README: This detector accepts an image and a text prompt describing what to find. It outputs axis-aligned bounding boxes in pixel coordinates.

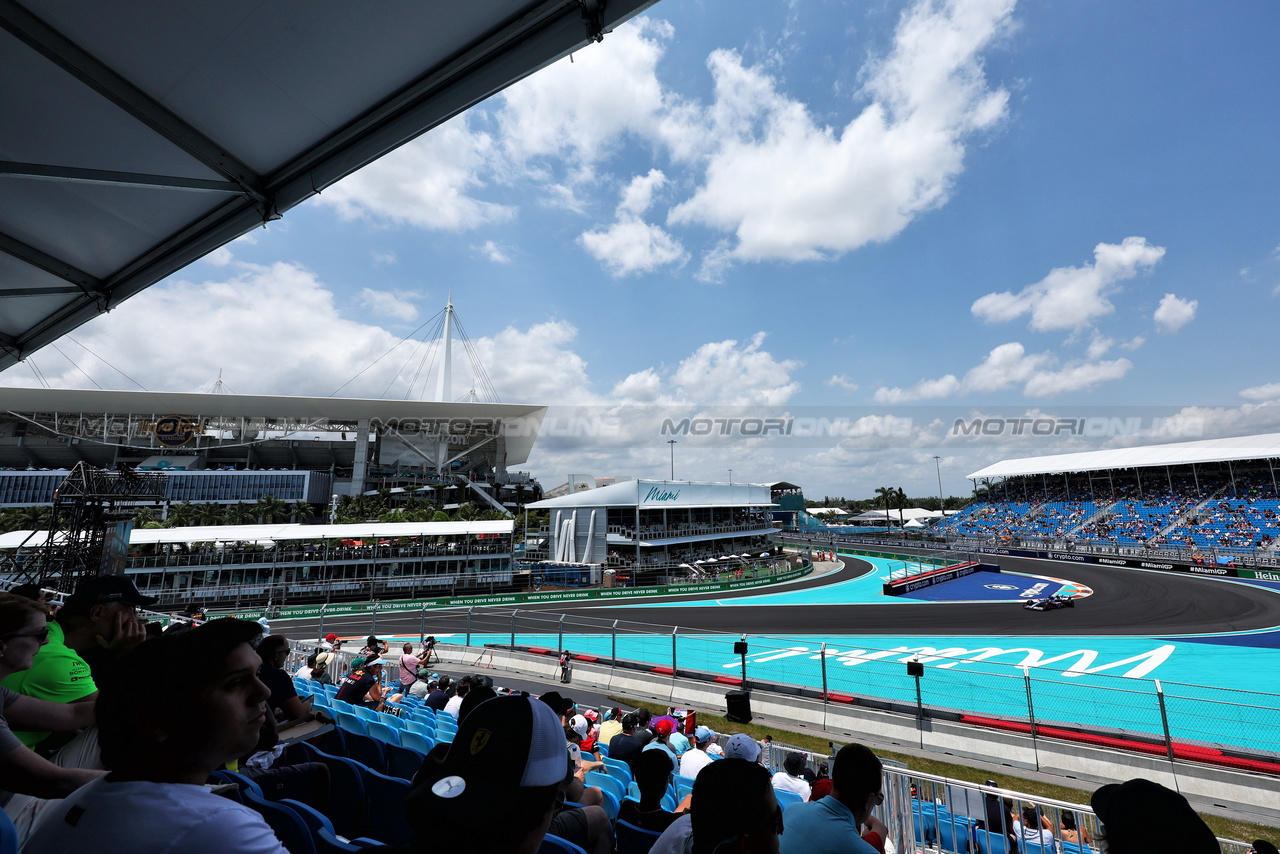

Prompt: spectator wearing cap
[684,758,781,854]
[723,733,762,762]
[360,635,389,660]
[0,593,101,799]
[667,723,691,758]
[255,635,314,724]
[618,748,683,833]
[2,575,151,751]
[678,725,717,779]
[335,656,386,710]
[566,714,605,777]
[772,752,812,801]
[404,695,570,854]
[608,712,644,775]
[642,717,679,767]
[408,669,432,699]
[1090,778,1220,854]
[24,618,288,854]
[317,632,338,652]
[781,743,883,854]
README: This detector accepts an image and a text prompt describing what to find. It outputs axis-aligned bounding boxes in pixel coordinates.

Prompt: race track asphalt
[284,554,1280,642]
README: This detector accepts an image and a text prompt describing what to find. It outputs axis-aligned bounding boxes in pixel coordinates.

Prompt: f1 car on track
[1024,593,1076,611]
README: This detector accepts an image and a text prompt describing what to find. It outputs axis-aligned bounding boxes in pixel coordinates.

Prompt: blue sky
[5,0,1280,498]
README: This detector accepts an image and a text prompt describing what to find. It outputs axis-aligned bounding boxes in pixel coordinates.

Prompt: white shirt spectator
[294,664,313,680]
[444,694,464,718]
[678,748,714,779]
[409,680,431,700]
[771,770,812,801]
[1013,821,1055,847]
[24,776,286,854]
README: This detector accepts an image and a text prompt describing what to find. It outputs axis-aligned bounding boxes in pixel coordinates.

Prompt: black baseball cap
[63,575,157,615]
[537,690,574,719]
[406,695,567,824]
[1091,779,1218,854]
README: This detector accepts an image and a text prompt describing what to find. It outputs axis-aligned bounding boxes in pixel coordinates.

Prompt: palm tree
[167,501,198,527]
[290,501,315,523]
[894,487,908,530]
[195,503,225,526]
[874,486,894,532]
[227,502,256,525]
[256,495,289,524]
[132,507,158,527]
[513,483,527,510]
[453,502,479,522]
[9,505,51,532]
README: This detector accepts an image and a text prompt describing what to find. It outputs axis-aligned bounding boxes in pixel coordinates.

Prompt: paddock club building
[526,479,780,585]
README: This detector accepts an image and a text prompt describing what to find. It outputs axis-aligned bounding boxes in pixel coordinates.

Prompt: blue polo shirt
[780,796,878,854]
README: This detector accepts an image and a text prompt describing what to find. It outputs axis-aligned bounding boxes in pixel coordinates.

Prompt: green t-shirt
[0,621,97,747]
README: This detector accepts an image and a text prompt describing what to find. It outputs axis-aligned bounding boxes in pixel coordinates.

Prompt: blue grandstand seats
[342,730,387,774]
[0,806,17,854]
[352,706,380,724]
[773,788,803,808]
[404,719,435,737]
[937,811,975,853]
[398,731,435,754]
[316,827,377,853]
[614,819,663,854]
[585,770,625,804]
[243,788,318,854]
[335,711,368,737]
[974,828,1010,854]
[602,757,632,788]
[365,720,401,747]
[384,742,426,781]
[598,787,621,821]
[360,767,414,846]
[539,834,589,854]
[295,743,367,839]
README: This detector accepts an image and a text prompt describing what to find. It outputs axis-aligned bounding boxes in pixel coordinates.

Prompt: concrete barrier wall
[431,642,1280,822]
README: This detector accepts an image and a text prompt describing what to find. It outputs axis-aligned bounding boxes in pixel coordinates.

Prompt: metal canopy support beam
[1,285,86,297]
[0,0,267,201]
[0,0,661,373]
[0,161,245,193]
[0,231,106,298]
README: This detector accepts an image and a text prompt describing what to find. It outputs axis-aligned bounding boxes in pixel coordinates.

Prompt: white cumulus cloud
[972,237,1166,331]
[1240,383,1280,402]
[669,0,1016,277]
[358,288,418,321]
[1153,293,1198,333]
[315,114,513,231]
[825,374,860,391]
[873,340,1130,401]
[579,170,688,276]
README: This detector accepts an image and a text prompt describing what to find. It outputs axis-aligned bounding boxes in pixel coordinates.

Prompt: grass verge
[610,695,1277,843]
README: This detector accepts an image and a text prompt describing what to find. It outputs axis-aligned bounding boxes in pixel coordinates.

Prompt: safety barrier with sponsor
[210,562,813,621]
[881,561,984,595]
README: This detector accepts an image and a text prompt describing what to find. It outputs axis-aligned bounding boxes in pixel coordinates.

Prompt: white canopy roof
[0,519,511,549]
[0,0,659,369]
[528,479,775,510]
[967,432,1280,480]
[850,508,941,522]
[807,507,848,516]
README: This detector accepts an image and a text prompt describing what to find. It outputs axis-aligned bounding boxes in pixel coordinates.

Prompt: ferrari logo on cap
[470,730,492,755]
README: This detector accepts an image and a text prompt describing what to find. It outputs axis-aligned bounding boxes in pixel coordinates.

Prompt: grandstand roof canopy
[528,479,775,510]
[967,432,1280,480]
[0,0,658,370]
[0,519,513,549]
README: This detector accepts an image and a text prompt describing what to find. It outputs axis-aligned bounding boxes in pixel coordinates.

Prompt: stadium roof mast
[435,291,453,404]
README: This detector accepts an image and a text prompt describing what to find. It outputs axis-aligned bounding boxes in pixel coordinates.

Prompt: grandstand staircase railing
[1066,499,1117,538]
[1155,485,1233,542]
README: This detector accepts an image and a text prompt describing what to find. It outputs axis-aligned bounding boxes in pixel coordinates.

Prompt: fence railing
[410,606,1280,764]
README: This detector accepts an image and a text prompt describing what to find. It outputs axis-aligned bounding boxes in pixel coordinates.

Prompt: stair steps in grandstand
[1069,500,1117,537]
[243,788,318,854]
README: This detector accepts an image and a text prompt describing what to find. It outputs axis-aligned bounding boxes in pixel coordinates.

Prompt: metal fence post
[819,641,828,700]
[611,620,618,665]
[671,626,678,673]
[466,606,474,647]
[558,614,565,654]
[1154,680,1180,791]
[420,606,427,645]
[511,609,518,648]
[370,602,377,635]
[1023,666,1040,771]
[318,603,327,643]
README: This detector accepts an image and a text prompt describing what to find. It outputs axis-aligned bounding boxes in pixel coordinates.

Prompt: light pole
[667,439,677,480]
[933,455,945,516]
[728,469,733,485]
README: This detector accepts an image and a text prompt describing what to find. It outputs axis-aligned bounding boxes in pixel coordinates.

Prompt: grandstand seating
[540,835,589,854]
[0,807,17,854]
[244,788,319,854]
[614,820,664,854]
